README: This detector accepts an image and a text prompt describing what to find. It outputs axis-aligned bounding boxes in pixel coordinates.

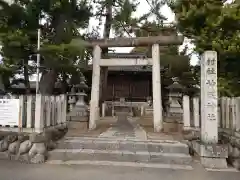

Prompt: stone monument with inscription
[192,51,228,169]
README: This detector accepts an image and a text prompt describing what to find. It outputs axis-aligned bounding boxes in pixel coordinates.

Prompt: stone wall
[0,125,67,164]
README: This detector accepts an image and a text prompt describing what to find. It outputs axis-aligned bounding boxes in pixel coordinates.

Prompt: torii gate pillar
[89,46,101,130]
[152,44,163,132]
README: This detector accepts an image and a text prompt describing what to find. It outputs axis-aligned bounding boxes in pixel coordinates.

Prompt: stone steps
[63,136,184,144]
[48,149,192,165]
[48,137,192,167]
[46,160,193,170]
[56,138,189,154]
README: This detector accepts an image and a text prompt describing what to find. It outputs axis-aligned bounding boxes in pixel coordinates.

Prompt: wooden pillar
[236,98,240,132]
[89,45,101,130]
[152,44,163,132]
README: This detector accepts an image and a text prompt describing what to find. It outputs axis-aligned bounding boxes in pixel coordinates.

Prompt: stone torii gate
[77,35,184,132]
[72,36,225,168]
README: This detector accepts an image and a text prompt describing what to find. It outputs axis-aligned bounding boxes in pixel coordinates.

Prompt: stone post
[102,102,106,117]
[225,98,230,129]
[183,95,191,130]
[192,51,228,169]
[193,97,200,129]
[140,105,144,116]
[220,97,226,128]
[152,44,163,132]
[89,45,101,130]
[231,98,237,132]
[34,94,45,133]
[201,51,218,144]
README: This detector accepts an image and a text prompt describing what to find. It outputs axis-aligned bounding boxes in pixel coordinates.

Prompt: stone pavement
[0,160,239,180]
[99,113,147,140]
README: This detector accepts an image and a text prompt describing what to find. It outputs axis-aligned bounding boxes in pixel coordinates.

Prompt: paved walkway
[0,160,239,180]
[99,113,147,140]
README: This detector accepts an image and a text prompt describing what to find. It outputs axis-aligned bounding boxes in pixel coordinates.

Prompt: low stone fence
[219,97,240,169]
[182,95,240,169]
[0,126,67,163]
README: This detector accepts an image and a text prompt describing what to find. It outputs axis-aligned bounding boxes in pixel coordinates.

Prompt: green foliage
[0,0,92,91]
[40,43,88,73]
[168,0,240,96]
[169,0,240,53]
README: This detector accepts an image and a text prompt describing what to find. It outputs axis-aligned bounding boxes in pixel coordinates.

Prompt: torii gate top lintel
[71,35,184,48]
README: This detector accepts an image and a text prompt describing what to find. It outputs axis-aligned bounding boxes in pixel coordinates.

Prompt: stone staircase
[47,136,193,169]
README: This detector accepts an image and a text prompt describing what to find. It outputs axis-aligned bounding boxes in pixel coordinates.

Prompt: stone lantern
[68,86,76,112]
[75,76,88,107]
[68,75,89,122]
[166,78,184,116]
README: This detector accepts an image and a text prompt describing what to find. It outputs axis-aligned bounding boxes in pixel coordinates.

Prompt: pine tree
[0,0,92,94]
[168,0,240,96]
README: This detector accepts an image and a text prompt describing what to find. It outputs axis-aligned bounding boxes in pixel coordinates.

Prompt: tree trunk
[60,73,69,93]
[0,74,5,91]
[38,14,66,95]
[39,69,58,95]
[100,1,114,106]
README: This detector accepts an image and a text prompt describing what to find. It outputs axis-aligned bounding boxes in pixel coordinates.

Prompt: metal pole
[36,27,41,94]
